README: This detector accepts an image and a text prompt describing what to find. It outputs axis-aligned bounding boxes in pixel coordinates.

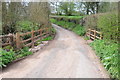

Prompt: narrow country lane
[1,24,109,78]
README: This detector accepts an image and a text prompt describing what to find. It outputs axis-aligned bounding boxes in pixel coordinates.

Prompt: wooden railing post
[46,27,48,34]
[10,34,14,47]
[46,27,49,36]
[16,33,21,49]
[89,29,90,36]
[31,30,34,48]
[100,33,102,40]
[49,27,52,35]
[94,30,96,40]
[40,29,43,37]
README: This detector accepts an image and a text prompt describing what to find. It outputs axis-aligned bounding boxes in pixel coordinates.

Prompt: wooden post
[16,33,21,49]
[94,30,96,40]
[100,33,102,39]
[10,35,14,47]
[46,27,49,36]
[46,27,48,34]
[40,29,42,35]
[41,29,43,36]
[49,27,52,35]
[89,29,90,36]
[47,27,50,37]
[31,30,34,48]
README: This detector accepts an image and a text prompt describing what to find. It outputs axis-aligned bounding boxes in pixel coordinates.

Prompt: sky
[1,0,120,2]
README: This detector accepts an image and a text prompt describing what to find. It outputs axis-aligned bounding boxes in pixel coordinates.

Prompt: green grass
[55,15,83,19]
[34,35,54,46]
[42,36,53,41]
[62,16,83,19]
[84,36,90,40]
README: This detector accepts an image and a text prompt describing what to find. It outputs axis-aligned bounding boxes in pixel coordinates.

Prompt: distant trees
[50,2,118,15]
[76,2,99,15]
[59,2,75,16]
[50,2,75,16]
[51,2,100,15]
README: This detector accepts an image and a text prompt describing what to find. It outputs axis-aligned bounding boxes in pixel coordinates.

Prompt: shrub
[0,47,33,68]
[0,48,16,68]
[16,47,32,59]
[72,25,85,36]
[16,21,39,32]
[84,14,100,30]
[97,12,119,42]
[50,19,57,23]
[56,21,66,27]
[90,40,119,79]
[3,45,13,51]
[84,36,90,40]
[66,22,76,30]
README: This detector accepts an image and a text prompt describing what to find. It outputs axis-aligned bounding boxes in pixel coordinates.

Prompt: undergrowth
[0,47,32,68]
[90,40,119,79]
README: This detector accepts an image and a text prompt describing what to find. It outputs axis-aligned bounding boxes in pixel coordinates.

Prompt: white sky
[1,0,120,2]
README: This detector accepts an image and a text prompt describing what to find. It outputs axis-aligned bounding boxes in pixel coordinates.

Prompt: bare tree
[28,2,50,28]
[2,2,25,34]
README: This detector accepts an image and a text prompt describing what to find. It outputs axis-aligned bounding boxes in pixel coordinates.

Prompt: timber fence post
[31,30,34,48]
[16,33,21,49]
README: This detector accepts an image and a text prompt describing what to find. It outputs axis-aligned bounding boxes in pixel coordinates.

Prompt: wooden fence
[1,27,51,49]
[86,29,103,40]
